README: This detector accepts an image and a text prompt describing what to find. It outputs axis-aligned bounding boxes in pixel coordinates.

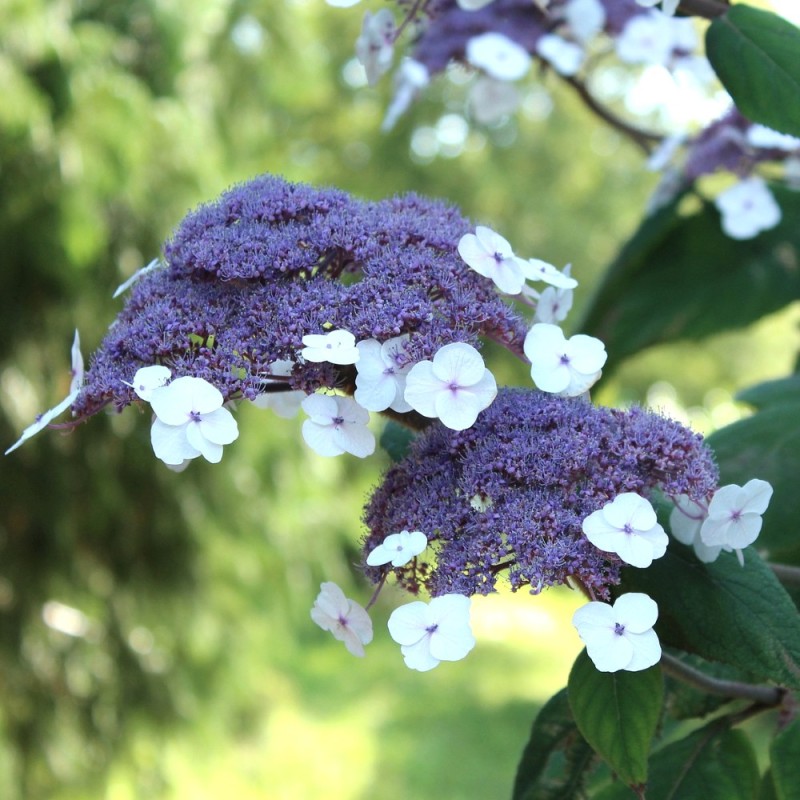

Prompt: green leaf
[645,723,760,799]
[578,187,800,377]
[567,650,663,787]
[706,5,800,137]
[379,420,415,462]
[511,689,597,800]
[762,769,781,800]
[737,374,800,411]
[707,401,800,556]
[621,546,800,688]
[770,718,800,800]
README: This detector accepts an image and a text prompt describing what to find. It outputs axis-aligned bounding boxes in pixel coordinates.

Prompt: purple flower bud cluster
[73,175,528,419]
[362,388,718,600]
[398,0,644,80]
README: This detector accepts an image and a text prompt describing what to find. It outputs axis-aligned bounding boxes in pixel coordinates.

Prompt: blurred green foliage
[0,1,795,798]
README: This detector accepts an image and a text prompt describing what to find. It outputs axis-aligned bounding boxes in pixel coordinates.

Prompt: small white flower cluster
[669,479,773,566]
[572,480,773,672]
[311,531,476,671]
[458,225,607,398]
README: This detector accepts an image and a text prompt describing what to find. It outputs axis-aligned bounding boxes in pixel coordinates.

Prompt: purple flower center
[189,410,202,422]
[623,524,633,534]
[614,623,625,636]
[332,415,344,426]
[426,623,439,635]
[559,354,571,366]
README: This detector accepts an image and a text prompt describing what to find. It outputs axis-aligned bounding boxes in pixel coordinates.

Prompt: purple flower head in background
[362,387,717,600]
[72,174,528,421]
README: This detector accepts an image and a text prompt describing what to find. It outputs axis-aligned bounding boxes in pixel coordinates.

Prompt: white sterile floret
[636,0,679,15]
[583,493,668,568]
[382,59,430,132]
[572,593,661,672]
[251,360,306,419]
[457,226,529,295]
[457,0,495,8]
[535,35,584,77]
[715,176,782,240]
[404,342,497,431]
[468,77,520,125]
[524,323,606,397]
[367,530,428,567]
[300,329,360,365]
[356,9,396,86]
[388,594,475,671]
[700,479,773,566]
[311,582,373,657]
[530,265,575,324]
[149,376,239,466]
[301,394,375,458]
[616,12,677,66]
[669,494,722,563]
[523,259,579,290]
[354,335,413,412]
[126,365,172,402]
[5,330,84,455]
[564,0,606,43]
[466,32,532,81]
[112,258,163,298]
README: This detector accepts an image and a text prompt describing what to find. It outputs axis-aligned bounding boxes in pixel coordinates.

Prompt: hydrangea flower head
[71,175,528,426]
[573,593,661,672]
[388,594,475,671]
[363,388,718,600]
[311,582,373,657]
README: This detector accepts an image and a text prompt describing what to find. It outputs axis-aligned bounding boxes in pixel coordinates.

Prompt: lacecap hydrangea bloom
[70,175,530,425]
[363,388,718,600]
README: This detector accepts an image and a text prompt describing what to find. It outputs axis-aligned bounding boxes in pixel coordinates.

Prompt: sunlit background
[1,1,798,797]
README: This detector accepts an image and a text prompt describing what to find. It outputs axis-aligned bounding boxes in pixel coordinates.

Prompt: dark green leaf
[762,769,780,800]
[645,724,759,799]
[707,6,800,137]
[770,718,800,799]
[379,420,415,462]
[621,545,800,688]
[512,688,597,800]
[737,375,800,411]
[567,650,662,786]
[579,187,800,377]
[707,401,800,556]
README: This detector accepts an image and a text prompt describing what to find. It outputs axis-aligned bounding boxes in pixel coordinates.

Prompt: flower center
[189,410,202,422]
[614,622,625,636]
[623,523,633,534]
[426,623,439,635]
[332,415,344,426]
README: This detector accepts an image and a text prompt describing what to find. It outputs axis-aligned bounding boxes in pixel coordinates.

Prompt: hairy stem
[660,651,784,706]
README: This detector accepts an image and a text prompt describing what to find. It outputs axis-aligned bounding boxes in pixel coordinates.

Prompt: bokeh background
[1,1,798,797]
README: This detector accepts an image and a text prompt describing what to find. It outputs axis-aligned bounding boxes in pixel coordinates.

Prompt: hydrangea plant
[7,1,800,796]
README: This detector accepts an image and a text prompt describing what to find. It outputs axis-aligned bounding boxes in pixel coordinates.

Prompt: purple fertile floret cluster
[402,0,644,79]
[73,175,528,419]
[363,388,718,600]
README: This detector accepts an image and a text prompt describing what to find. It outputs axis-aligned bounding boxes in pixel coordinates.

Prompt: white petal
[427,595,475,662]
[388,602,429,646]
[614,593,659,633]
[333,420,376,458]
[404,362,446,418]
[311,582,349,621]
[432,342,487,386]
[128,365,172,402]
[195,407,239,445]
[354,371,398,412]
[740,478,773,515]
[4,390,78,455]
[623,628,662,670]
[566,335,607,374]
[112,257,162,298]
[69,330,85,394]
[301,393,340,425]
[302,420,345,457]
[150,419,200,465]
[466,32,532,81]
[400,638,440,671]
[186,424,224,463]
[536,34,584,77]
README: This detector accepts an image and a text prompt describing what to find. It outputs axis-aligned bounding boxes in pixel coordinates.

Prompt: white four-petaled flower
[382,58,430,131]
[354,335,413,412]
[301,394,376,458]
[388,593,475,671]
[367,530,428,567]
[524,323,606,397]
[149,376,239,465]
[524,259,579,290]
[356,9,396,86]
[583,493,668,568]
[669,494,721,563]
[311,582,373,657]
[466,32,532,81]
[700,479,773,565]
[715,176,781,240]
[535,34,584,76]
[404,342,497,430]
[301,329,360,365]
[457,226,529,295]
[572,593,661,672]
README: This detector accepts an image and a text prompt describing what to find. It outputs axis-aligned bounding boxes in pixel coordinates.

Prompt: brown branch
[677,0,730,20]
